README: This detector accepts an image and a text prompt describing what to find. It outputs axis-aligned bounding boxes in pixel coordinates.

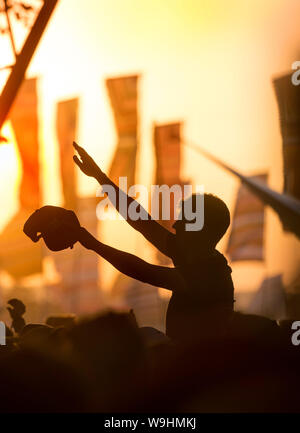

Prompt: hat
[23,206,80,251]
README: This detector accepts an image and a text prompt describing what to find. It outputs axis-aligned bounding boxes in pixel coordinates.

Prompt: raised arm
[73,142,175,257]
[78,227,184,292]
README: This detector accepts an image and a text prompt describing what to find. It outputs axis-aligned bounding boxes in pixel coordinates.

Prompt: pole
[0,0,58,129]
[183,140,300,239]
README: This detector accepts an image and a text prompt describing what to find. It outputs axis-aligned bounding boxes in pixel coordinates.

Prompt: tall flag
[75,196,101,313]
[10,77,40,209]
[106,75,160,321]
[226,174,268,262]
[0,78,42,279]
[51,99,100,314]
[273,73,300,200]
[152,122,183,232]
[51,196,101,314]
[154,123,182,184]
[56,98,79,210]
[106,75,139,186]
[0,209,43,278]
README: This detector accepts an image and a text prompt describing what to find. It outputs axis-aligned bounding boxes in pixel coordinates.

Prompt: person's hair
[178,193,230,245]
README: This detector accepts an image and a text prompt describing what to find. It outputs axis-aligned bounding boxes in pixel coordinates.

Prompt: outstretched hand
[73,141,102,178]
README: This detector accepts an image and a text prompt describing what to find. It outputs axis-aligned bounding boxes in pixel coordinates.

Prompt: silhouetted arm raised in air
[73,142,175,257]
[78,227,184,292]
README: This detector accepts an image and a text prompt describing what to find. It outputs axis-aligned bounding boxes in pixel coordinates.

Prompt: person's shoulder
[213,249,232,273]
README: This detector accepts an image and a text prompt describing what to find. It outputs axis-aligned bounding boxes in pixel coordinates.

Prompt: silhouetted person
[0,348,86,412]
[69,311,146,411]
[72,142,234,343]
[24,143,234,343]
[7,299,26,334]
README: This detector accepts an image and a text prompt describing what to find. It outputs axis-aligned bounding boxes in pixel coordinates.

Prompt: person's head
[173,193,230,248]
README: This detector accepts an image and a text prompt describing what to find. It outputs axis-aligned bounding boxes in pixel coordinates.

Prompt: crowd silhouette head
[173,193,230,249]
[1,141,295,413]
[1,297,299,413]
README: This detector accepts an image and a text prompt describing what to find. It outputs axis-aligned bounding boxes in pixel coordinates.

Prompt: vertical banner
[106,75,138,186]
[273,73,300,200]
[154,122,181,184]
[54,99,100,313]
[0,209,43,278]
[74,196,101,313]
[52,196,101,314]
[10,77,40,209]
[56,98,79,210]
[106,75,161,321]
[152,122,183,231]
[0,78,43,279]
[226,174,268,262]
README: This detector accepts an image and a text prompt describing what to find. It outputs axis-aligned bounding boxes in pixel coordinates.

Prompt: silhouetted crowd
[0,298,299,413]
[1,144,299,413]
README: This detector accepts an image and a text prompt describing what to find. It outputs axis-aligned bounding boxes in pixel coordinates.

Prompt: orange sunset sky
[0,0,300,298]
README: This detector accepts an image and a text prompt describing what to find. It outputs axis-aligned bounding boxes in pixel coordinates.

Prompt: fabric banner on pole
[10,77,40,209]
[226,174,268,262]
[0,78,43,278]
[152,122,187,266]
[154,122,181,184]
[54,99,102,313]
[56,98,79,210]
[273,73,300,200]
[0,209,43,278]
[74,196,100,313]
[152,122,183,231]
[52,196,101,314]
[106,75,138,186]
[106,75,161,321]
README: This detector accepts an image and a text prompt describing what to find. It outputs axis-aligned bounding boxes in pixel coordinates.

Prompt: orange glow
[0,122,21,230]
[0,0,300,295]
